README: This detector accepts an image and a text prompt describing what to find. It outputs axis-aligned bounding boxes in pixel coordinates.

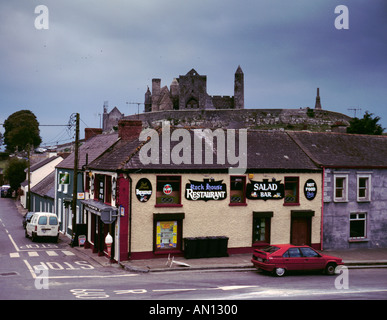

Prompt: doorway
[290,211,314,246]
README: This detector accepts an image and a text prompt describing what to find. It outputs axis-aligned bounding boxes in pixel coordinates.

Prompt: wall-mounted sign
[163,184,173,195]
[304,179,317,200]
[185,179,227,201]
[59,172,70,185]
[246,179,284,201]
[135,178,152,202]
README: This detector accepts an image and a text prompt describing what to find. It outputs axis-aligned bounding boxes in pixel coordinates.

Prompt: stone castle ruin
[102,67,351,133]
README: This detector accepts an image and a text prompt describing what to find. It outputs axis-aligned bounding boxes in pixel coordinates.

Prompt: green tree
[347,111,384,135]
[3,157,27,191]
[3,110,42,152]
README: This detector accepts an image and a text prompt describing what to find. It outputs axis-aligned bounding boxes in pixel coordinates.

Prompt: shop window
[334,175,348,202]
[153,213,184,253]
[284,177,299,205]
[230,176,246,205]
[357,174,371,202]
[156,176,182,207]
[350,213,367,240]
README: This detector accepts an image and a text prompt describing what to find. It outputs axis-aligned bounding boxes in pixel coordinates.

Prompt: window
[299,247,320,257]
[105,175,112,204]
[284,177,299,205]
[253,212,272,246]
[350,213,367,240]
[49,216,58,225]
[230,176,246,205]
[283,248,302,258]
[153,213,184,253]
[156,176,182,206]
[357,174,371,202]
[38,216,47,225]
[334,175,348,202]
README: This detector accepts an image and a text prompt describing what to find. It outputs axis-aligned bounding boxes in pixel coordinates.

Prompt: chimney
[85,128,103,141]
[118,119,143,141]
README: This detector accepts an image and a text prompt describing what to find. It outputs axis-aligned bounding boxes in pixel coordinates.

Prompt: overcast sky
[1,0,386,147]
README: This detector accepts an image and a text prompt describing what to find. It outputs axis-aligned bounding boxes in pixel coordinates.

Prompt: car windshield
[261,246,280,253]
[49,216,58,225]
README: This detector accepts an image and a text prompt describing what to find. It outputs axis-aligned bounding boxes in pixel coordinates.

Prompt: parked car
[22,212,35,229]
[25,212,59,242]
[1,185,12,198]
[251,244,344,277]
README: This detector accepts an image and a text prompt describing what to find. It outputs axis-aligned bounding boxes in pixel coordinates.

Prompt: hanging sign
[246,179,284,201]
[304,179,317,200]
[185,179,227,201]
[135,178,152,202]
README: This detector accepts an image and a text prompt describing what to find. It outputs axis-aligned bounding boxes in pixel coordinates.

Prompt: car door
[283,248,304,270]
[299,247,326,270]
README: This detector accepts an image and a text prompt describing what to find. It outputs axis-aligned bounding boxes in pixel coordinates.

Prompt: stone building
[144,66,244,112]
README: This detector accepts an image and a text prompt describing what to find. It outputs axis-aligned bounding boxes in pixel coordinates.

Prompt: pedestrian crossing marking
[28,252,39,257]
[10,250,76,258]
[62,251,75,256]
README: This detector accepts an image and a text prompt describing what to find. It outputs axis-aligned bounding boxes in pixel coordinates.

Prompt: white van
[25,212,60,242]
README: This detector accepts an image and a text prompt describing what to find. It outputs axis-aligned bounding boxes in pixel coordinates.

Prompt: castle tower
[151,78,161,111]
[234,65,244,109]
[144,86,152,112]
[315,88,322,110]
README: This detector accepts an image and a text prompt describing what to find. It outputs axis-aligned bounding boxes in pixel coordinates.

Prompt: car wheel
[274,267,286,277]
[325,263,337,275]
[25,229,29,238]
[31,232,37,242]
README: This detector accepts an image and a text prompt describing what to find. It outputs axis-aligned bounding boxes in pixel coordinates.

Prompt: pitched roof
[288,131,387,168]
[87,128,319,172]
[30,171,55,199]
[57,133,119,170]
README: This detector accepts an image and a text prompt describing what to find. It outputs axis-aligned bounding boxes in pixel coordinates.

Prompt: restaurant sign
[246,179,284,201]
[185,179,227,201]
[304,179,317,200]
[135,178,152,202]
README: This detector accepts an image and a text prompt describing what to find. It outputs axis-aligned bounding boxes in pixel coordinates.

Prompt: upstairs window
[357,174,371,202]
[284,177,299,205]
[334,175,348,202]
[156,176,182,207]
[230,176,246,205]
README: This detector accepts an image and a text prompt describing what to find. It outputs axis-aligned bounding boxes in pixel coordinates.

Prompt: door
[291,217,311,246]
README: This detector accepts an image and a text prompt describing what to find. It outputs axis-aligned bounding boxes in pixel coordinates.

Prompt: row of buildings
[26,119,387,262]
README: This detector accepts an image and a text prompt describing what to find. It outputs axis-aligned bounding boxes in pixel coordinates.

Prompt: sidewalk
[118,248,387,273]
[15,200,387,273]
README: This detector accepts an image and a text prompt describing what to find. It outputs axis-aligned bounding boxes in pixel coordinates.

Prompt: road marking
[10,252,20,258]
[8,234,19,252]
[46,251,59,256]
[23,260,37,279]
[62,251,75,256]
[28,252,39,257]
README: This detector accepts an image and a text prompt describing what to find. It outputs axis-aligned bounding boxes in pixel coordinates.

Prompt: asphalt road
[1,197,387,307]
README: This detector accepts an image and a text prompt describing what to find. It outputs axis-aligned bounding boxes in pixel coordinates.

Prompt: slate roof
[57,133,119,170]
[288,131,387,168]
[87,128,320,172]
[30,171,55,199]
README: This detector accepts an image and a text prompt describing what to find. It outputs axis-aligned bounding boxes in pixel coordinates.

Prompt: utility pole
[26,144,31,211]
[71,113,80,247]
[126,102,143,119]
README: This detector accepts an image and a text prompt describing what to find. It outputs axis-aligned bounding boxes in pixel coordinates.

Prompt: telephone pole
[71,113,80,247]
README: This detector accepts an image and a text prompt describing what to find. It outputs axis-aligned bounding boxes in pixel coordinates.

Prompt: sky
[1,0,386,148]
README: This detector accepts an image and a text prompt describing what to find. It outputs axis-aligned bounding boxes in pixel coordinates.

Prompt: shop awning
[81,199,118,224]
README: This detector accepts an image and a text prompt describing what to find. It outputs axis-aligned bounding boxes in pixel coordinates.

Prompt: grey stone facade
[323,168,387,249]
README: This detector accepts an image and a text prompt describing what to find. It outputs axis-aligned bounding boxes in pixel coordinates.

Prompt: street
[1,197,387,303]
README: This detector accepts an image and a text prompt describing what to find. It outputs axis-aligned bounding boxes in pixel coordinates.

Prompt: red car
[251,244,344,277]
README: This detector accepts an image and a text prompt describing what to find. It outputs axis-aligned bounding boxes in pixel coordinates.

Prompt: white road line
[28,251,39,257]
[10,252,20,258]
[23,260,36,279]
[8,234,19,252]
[62,250,75,256]
[46,251,59,256]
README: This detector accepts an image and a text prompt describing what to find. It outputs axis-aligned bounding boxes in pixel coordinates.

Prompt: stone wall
[124,108,352,132]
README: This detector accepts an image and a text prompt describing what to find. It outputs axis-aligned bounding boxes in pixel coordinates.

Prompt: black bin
[217,236,229,257]
[184,237,198,259]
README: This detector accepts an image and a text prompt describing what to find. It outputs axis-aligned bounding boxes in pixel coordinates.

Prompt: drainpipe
[128,174,132,259]
[321,167,325,251]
